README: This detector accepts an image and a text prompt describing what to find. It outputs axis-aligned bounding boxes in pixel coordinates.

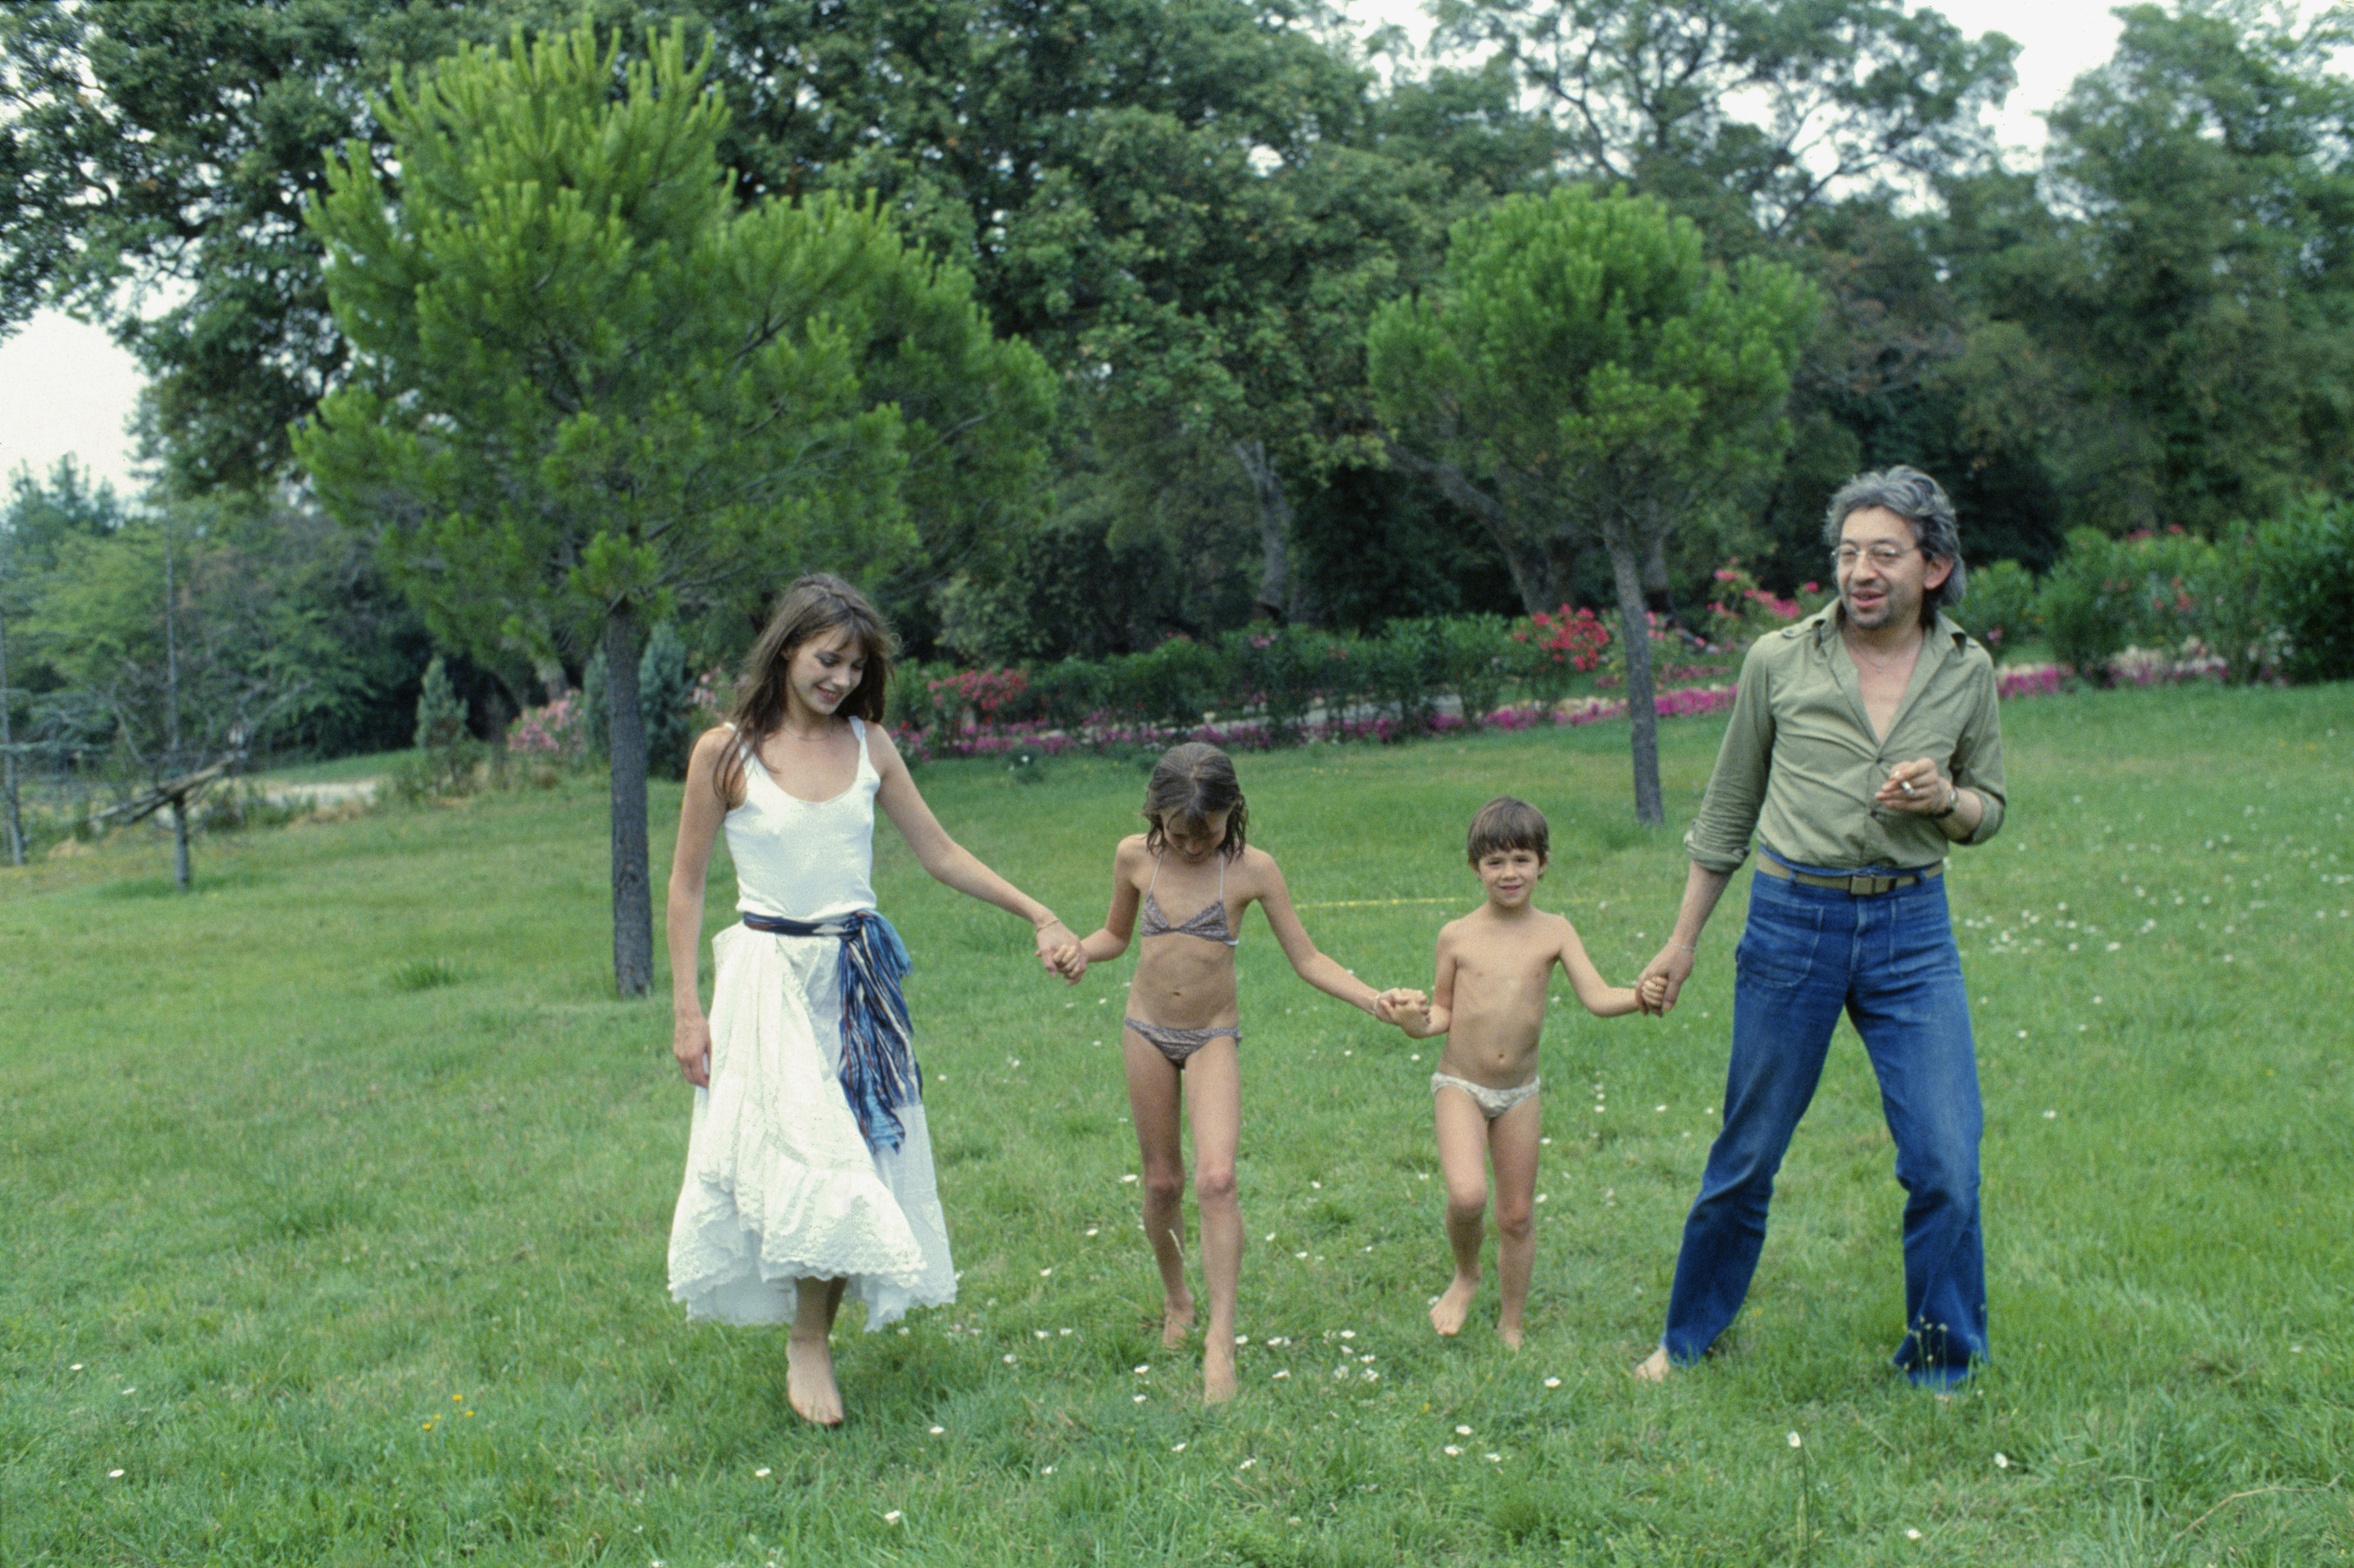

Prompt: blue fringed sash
[740,910,921,1154]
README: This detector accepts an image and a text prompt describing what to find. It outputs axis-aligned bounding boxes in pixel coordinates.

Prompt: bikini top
[1137,852,1239,946]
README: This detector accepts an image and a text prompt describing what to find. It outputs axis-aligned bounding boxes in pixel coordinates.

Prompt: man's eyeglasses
[1832,543,1920,569]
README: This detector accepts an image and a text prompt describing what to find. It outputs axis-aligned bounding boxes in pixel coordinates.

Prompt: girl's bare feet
[1499,1322,1525,1350]
[1631,1346,1672,1382]
[1161,1296,1197,1349]
[786,1333,844,1426]
[1203,1340,1238,1404]
[1429,1273,1479,1336]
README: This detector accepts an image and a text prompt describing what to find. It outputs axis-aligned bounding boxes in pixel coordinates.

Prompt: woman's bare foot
[1631,1346,1672,1383]
[1161,1296,1197,1349]
[786,1333,844,1426]
[1203,1340,1238,1404]
[1429,1273,1480,1337]
[1499,1322,1525,1350]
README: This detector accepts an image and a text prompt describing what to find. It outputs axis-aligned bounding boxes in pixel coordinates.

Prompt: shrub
[2038,528,2136,679]
[888,659,956,738]
[637,620,697,780]
[1435,614,1514,726]
[1960,558,2040,659]
[408,655,484,797]
[2181,528,2277,685]
[1357,620,1443,732]
[1117,636,1232,731]
[507,691,590,764]
[1027,657,1110,736]
[1700,559,1805,648]
[2255,495,2354,683]
[927,666,1034,731]
[1506,605,1610,707]
[1224,624,1337,742]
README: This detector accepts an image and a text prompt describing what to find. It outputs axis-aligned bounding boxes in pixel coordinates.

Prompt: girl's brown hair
[1141,742,1248,859]
[716,574,898,802]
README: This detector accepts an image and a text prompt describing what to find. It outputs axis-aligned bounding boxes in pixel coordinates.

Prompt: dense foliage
[4,0,2351,830]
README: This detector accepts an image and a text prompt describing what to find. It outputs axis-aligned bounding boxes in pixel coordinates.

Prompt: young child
[1058,742,1421,1403]
[1383,797,1645,1347]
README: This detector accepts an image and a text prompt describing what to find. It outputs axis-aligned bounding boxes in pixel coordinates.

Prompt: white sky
[0,0,2125,503]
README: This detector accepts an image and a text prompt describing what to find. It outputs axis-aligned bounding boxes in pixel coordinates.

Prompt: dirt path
[261,778,380,809]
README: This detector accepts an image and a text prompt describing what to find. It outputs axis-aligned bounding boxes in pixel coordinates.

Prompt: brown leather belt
[1757,858,1943,897]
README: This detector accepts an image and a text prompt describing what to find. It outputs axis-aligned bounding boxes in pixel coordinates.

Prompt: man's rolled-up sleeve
[1682,643,1774,872]
[1952,660,2006,845]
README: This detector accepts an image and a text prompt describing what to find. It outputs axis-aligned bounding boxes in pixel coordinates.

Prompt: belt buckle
[1848,873,1892,895]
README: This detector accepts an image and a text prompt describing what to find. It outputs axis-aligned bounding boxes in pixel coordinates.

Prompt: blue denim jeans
[1661,861,1987,1387]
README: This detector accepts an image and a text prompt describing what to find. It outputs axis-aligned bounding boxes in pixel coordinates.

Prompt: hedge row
[1963,495,2354,685]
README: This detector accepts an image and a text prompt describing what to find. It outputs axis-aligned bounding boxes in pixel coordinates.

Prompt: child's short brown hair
[1466,796,1548,865]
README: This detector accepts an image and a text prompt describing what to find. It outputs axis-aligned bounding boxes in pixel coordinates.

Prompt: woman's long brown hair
[715,574,898,803]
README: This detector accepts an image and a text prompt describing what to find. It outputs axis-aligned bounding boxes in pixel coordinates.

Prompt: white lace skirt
[667,921,955,1328]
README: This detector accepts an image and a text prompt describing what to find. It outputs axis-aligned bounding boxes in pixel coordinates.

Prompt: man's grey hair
[1822,464,1966,614]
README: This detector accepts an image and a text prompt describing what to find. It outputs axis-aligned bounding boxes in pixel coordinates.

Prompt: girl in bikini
[1058,742,1420,1402]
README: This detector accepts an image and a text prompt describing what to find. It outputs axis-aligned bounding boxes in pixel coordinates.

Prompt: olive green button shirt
[1683,606,2007,874]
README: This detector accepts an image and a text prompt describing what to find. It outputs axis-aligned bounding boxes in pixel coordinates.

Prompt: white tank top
[726,718,880,922]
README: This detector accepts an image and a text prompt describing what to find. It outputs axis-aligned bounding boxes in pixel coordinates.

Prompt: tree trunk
[1606,532,1664,827]
[1642,530,1680,620]
[1232,439,1292,622]
[603,608,655,997]
[1,603,22,867]
[1380,438,1576,614]
[170,793,192,890]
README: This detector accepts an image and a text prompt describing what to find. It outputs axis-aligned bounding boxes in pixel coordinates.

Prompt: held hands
[1875,759,1955,817]
[1374,987,1432,1032]
[1033,920,1085,985]
[1636,945,1695,1016]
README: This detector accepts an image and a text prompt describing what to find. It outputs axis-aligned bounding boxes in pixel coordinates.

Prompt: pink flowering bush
[507,691,590,762]
[929,666,1032,730]
[1508,605,1611,704]
[1703,559,1807,648]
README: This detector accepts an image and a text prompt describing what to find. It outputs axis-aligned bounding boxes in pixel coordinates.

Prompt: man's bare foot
[786,1333,844,1426]
[1203,1340,1238,1404]
[1499,1322,1525,1351]
[1429,1274,1479,1337]
[1631,1346,1672,1383]
[1161,1297,1197,1349]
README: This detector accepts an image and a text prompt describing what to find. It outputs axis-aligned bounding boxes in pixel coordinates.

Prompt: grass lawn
[3,682,2348,1566]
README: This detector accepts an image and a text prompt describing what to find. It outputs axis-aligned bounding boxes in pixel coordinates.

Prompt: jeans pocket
[1735,890,1821,991]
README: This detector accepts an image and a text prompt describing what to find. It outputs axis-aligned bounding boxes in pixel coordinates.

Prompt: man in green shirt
[1633,465,2006,1389]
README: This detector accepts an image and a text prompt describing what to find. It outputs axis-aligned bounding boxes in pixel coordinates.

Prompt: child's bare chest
[1453,930,1557,1003]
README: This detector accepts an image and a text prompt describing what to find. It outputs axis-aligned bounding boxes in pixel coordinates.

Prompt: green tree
[1368,185,1816,823]
[294,24,1052,995]
[0,0,587,492]
[1431,0,2017,235]
[2023,0,2354,536]
[3,1,1469,640]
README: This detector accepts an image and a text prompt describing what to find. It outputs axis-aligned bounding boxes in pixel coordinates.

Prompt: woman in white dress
[665,574,1078,1426]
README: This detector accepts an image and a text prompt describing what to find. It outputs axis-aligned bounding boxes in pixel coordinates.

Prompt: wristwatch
[1930,787,1961,820]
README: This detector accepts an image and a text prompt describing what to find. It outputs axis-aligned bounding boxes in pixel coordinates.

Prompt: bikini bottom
[1125,1017,1241,1068]
[1430,1071,1540,1121]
